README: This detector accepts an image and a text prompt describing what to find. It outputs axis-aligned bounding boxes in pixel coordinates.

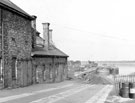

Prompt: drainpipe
[1,9,4,88]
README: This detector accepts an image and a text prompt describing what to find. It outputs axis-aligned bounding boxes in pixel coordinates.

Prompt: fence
[114,74,135,96]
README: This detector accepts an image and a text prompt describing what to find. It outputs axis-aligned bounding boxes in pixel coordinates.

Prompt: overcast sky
[12,0,135,61]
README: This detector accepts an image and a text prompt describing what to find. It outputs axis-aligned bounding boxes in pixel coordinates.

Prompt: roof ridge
[0,0,33,20]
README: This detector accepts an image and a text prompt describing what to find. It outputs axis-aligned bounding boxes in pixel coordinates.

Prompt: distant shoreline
[81,61,135,64]
[96,61,135,63]
[81,61,135,66]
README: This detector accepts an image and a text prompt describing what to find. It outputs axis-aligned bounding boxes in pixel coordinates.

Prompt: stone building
[0,0,68,89]
[32,23,68,84]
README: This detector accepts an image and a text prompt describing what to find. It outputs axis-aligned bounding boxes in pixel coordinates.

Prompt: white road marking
[32,84,74,94]
[30,84,95,103]
[0,84,74,103]
[85,85,113,103]
[96,85,113,103]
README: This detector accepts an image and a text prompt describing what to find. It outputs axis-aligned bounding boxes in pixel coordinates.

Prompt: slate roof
[36,36,44,47]
[32,46,69,57]
[32,33,68,57]
[0,0,34,20]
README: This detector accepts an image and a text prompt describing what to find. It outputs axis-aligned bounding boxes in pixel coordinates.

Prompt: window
[0,59,3,81]
[25,40,28,45]
[11,57,17,80]
[11,37,15,42]
[50,64,52,79]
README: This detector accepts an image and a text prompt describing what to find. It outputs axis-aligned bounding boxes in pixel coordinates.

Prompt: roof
[32,46,69,57]
[36,36,44,47]
[0,0,34,20]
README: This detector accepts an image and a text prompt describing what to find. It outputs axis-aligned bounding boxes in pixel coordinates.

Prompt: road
[0,80,113,103]
[74,67,96,77]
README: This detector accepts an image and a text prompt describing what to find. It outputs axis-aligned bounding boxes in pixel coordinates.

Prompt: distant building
[68,60,81,71]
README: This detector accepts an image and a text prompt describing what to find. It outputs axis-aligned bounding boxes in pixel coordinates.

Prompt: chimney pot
[42,23,50,29]
[31,15,37,29]
[31,15,37,19]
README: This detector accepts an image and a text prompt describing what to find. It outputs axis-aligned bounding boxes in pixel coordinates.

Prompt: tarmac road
[0,80,113,103]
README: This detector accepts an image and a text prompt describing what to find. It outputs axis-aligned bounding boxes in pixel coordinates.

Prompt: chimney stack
[31,15,37,48]
[31,15,37,29]
[49,29,53,46]
[42,23,50,50]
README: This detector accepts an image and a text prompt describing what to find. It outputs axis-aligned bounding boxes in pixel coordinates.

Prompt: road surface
[0,81,113,103]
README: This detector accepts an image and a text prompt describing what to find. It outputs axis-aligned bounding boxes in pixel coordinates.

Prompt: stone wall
[0,8,68,89]
[32,56,67,84]
[0,8,2,58]
[2,9,32,88]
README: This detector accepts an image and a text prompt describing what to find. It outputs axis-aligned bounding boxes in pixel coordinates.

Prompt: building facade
[0,0,68,89]
[32,22,68,84]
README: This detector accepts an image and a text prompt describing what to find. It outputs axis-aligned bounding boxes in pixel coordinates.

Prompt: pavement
[0,80,74,98]
[0,79,113,103]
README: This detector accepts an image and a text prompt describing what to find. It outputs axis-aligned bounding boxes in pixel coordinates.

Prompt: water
[115,63,135,75]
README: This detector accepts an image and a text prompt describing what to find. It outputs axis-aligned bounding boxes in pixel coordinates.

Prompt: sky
[12,0,135,61]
